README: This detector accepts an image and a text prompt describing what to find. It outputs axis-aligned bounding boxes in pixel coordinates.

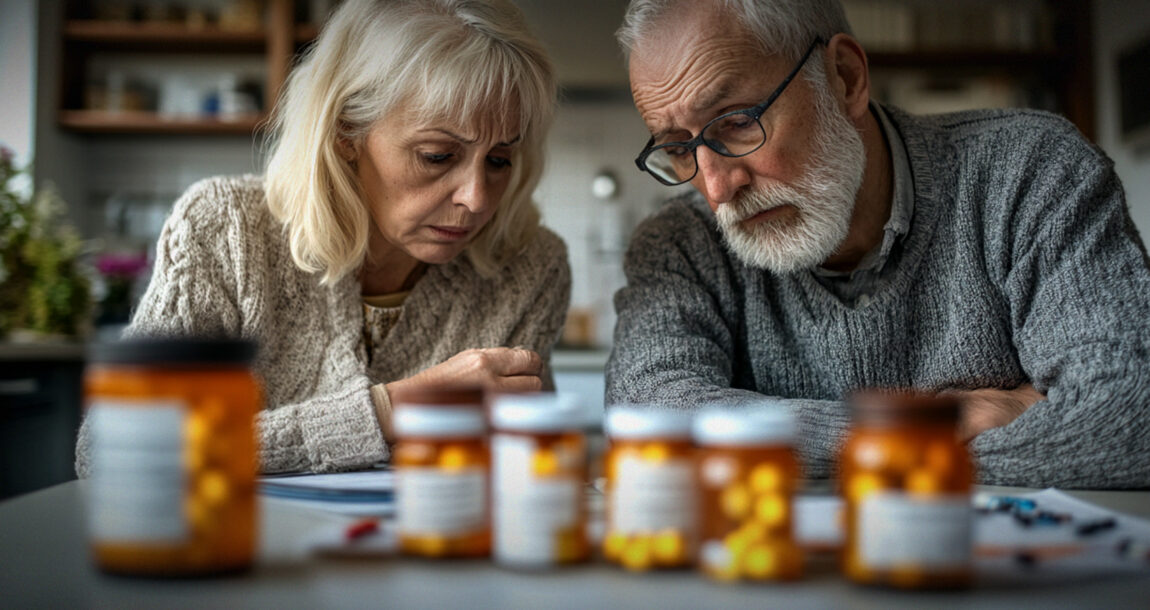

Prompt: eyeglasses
[634,38,824,187]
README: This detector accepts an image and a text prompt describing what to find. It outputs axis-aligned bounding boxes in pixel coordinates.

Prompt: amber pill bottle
[392,386,490,558]
[693,406,803,582]
[490,392,589,569]
[84,337,261,577]
[839,391,974,589]
[602,406,697,571]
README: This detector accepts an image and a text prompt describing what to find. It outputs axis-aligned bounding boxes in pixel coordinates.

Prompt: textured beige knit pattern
[75,175,571,474]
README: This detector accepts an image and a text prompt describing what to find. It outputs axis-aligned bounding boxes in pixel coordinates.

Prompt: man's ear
[825,33,871,122]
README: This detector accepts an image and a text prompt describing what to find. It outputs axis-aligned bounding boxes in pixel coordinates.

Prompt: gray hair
[616,0,852,63]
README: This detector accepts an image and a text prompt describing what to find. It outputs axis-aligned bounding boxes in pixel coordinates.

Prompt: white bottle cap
[490,392,584,432]
[392,405,486,438]
[692,404,796,447]
[604,405,693,440]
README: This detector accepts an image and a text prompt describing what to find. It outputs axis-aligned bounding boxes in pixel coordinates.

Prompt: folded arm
[973,141,1150,488]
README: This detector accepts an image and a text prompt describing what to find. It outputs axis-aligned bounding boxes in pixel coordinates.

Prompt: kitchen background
[2,0,1149,497]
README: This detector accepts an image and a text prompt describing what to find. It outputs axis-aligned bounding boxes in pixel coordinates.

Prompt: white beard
[714,78,866,274]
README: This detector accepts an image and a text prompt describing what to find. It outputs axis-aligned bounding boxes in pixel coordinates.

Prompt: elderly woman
[76,0,569,474]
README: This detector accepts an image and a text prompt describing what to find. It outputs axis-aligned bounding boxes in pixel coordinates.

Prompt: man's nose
[693,146,752,211]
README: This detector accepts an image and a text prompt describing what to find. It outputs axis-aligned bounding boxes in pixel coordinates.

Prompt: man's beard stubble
[714,73,866,275]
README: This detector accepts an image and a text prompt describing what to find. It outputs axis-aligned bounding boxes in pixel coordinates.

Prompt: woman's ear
[337,136,358,162]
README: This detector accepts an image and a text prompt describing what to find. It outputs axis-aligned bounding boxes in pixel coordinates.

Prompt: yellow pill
[847,472,884,501]
[197,469,230,505]
[603,532,628,560]
[621,537,653,571]
[906,469,942,494]
[720,483,751,520]
[754,494,787,527]
[652,529,686,564]
[408,535,448,557]
[532,449,559,477]
[742,543,778,579]
[723,529,753,560]
[186,416,209,445]
[439,446,469,470]
[749,463,783,494]
[640,443,670,463]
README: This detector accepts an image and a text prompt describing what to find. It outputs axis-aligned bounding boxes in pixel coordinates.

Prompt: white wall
[1094,0,1150,239]
[536,97,691,347]
[0,0,36,166]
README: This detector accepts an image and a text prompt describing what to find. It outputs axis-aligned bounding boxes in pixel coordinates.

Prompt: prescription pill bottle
[392,386,490,558]
[84,337,261,577]
[602,406,696,571]
[693,406,803,582]
[839,390,973,589]
[490,392,589,569]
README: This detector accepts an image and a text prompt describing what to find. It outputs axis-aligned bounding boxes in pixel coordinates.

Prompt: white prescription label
[396,467,487,536]
[859,492,972,569]
[492,434,579,565]
[611,455,696,534]
[88,401,188,543]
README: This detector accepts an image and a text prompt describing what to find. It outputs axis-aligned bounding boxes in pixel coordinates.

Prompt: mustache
[718,184,803,227]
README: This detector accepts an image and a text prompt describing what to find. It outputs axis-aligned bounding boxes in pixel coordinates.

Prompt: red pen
[344,518,380,541]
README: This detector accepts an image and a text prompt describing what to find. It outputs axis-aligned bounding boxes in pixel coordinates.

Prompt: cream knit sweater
[75,175,571,474]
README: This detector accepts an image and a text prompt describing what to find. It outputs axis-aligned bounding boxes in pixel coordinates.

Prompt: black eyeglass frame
[633,37,825,187]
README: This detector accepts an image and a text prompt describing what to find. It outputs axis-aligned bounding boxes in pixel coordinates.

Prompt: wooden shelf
[64,20,266,48]
[58,110,264,134]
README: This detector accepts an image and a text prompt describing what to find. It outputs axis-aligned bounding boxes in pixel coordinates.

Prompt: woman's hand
[385,347,544,397]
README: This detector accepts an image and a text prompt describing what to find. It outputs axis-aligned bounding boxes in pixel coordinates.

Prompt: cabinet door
[0,361,84,500]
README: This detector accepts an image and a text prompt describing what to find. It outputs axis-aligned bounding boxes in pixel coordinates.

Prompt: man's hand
[945,384,1046,443]
[386,347,544,397]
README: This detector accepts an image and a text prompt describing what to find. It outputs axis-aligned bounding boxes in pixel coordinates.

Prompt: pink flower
[96,252,149,278]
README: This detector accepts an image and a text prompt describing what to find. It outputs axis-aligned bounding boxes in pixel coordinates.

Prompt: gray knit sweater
[76,175,570,475]
[606,107,1150,489]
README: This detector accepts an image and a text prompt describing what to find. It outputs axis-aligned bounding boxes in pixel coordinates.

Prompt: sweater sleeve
[505,228,571,390]
[972,131,1150,488]
[606,203,851,478]
[75,179,388,476]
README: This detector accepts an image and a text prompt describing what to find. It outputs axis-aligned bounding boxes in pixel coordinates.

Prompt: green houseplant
[0,145,92,341]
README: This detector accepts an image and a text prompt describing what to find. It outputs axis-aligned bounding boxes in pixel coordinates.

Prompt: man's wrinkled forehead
[629,21,772,137]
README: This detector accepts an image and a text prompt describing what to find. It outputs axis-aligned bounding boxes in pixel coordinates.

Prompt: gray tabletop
[2,481,1148,609]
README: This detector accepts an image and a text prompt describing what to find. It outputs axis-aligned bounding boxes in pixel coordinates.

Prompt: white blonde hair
[264,0,556,283]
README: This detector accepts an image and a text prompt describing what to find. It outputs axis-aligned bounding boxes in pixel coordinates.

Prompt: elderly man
[606,0,1150,487]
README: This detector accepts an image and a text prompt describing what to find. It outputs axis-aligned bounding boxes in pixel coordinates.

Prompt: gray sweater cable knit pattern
[75,175,571,475]
[606,106,1150,489]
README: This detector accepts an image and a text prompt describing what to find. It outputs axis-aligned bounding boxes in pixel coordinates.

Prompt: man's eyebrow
[689,82,734,115]
[650,82,737,141]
